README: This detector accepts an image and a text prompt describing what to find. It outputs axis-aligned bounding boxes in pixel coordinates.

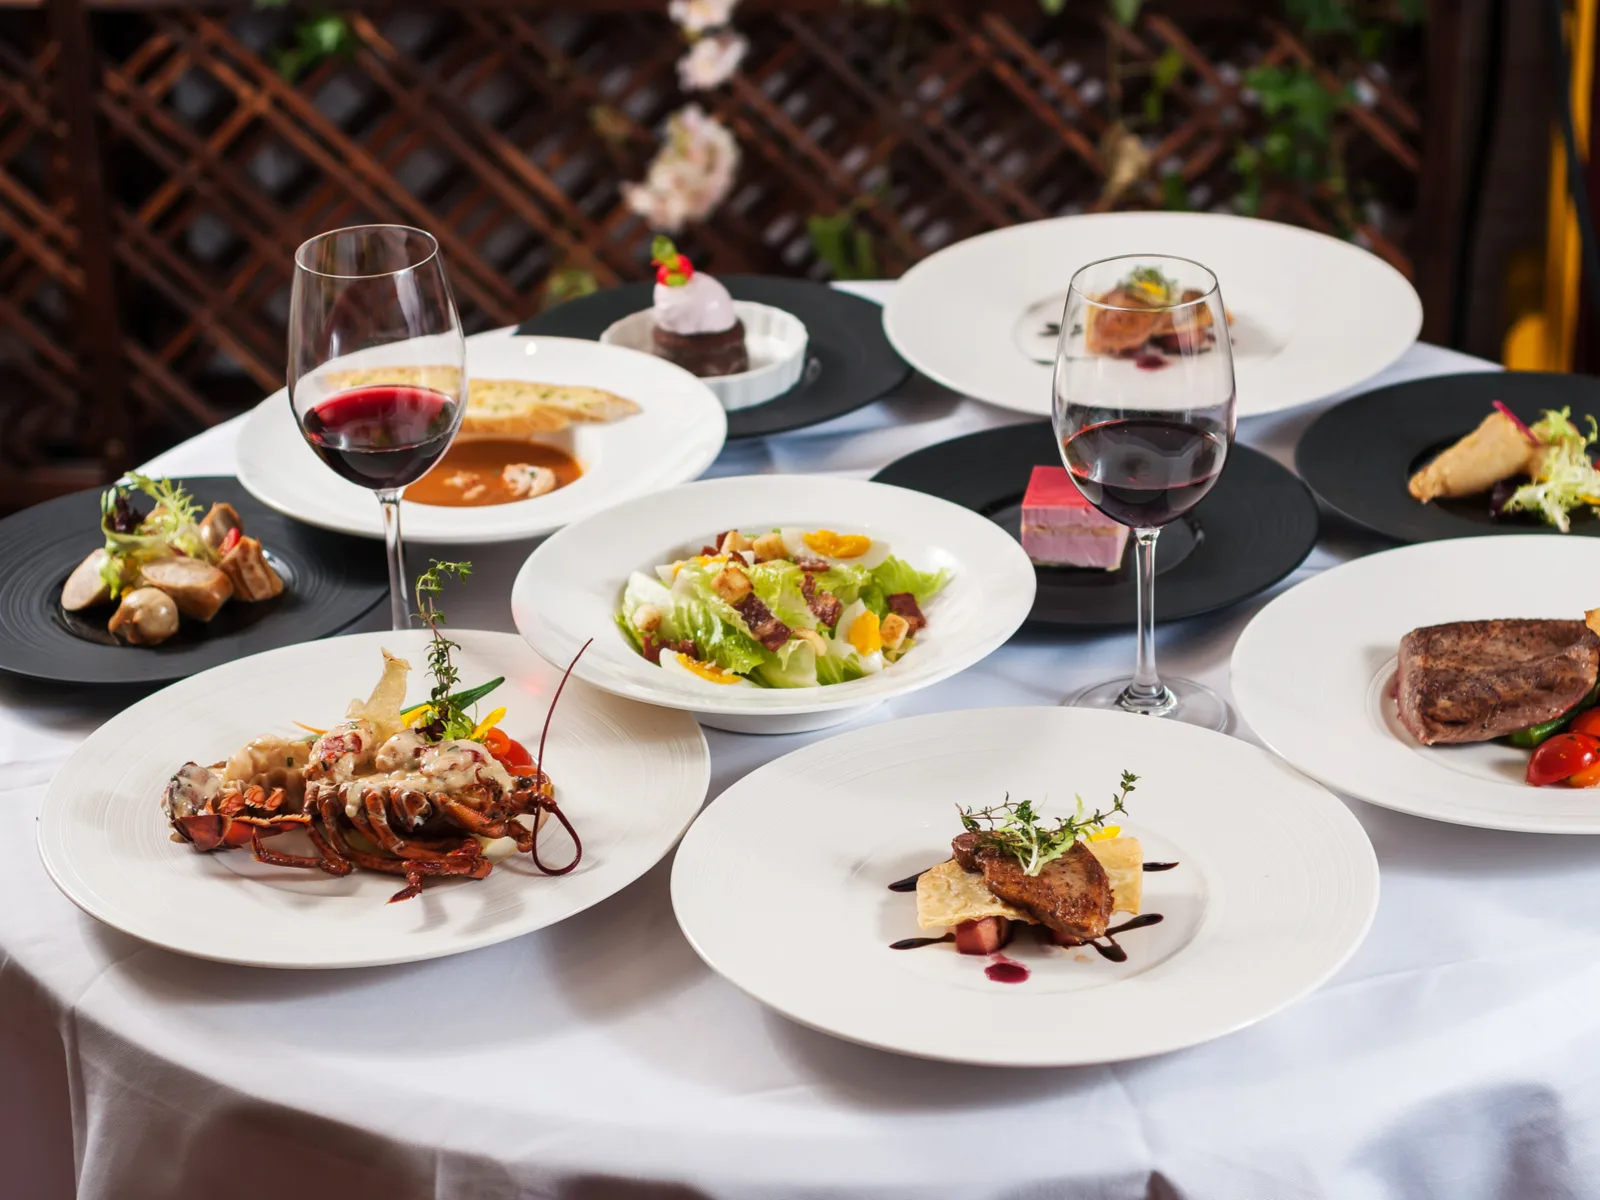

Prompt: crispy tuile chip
[346,649,411,743]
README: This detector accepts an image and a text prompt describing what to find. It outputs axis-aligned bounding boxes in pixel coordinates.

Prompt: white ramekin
[600,300,809,411]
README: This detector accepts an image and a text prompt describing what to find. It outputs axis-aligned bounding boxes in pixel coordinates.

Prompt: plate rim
[234,334,729,545]
[871,422,1322,629]
[518,275,911,439]
[0,475,387,686]
[883,211,1422,420]
[670,704,1380,1066]
[36,627,712,967]
[1294,369,1600,544]
[1231,535,1600,833]
[509,473,1038,717]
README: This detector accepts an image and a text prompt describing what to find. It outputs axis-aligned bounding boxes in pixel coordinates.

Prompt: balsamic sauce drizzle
[889,934,954,951]
[887,861,1178,968]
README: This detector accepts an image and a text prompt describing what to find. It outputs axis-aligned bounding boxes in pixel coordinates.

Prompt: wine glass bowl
[288,225,466,629]
[1052,253,1238,729]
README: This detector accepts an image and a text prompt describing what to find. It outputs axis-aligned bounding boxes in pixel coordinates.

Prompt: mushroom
[61,549,112,611]
[198,502,243,556]
[107,587,180,645]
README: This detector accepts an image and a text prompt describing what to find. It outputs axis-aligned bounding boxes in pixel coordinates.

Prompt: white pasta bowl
[510,475,1037,734]
[601,301,809,412]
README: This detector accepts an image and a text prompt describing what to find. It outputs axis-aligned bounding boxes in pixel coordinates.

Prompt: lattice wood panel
[0,2,1431,508]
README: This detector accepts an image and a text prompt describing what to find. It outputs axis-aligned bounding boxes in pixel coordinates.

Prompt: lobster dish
[160,562,584,903]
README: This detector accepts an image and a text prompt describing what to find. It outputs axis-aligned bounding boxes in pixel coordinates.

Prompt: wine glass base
[1065,676,1232,732]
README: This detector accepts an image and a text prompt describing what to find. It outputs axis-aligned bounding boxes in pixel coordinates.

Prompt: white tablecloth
[10,283,1592,1200]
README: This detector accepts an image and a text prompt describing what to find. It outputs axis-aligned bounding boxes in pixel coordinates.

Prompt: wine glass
[1052,253,1237,730]
[288,225,466,630]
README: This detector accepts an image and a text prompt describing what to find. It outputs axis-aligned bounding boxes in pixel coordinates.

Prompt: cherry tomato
[1569,709,1600,739]
[1568,758,1600,788]
[481,726,511,757]
[219,526,241,555]
[1527,733,1600,787]
[492,735,534,772]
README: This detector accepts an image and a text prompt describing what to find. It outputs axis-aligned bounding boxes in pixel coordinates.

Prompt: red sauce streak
[1133,353,1170,372]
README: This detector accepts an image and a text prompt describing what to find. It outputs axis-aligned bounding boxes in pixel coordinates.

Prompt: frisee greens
[97,473,214,599]
[959,771,1138,876]
[1503,407,1600,533]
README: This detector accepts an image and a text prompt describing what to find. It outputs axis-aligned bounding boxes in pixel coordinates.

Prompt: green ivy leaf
[1108,0,1144,26]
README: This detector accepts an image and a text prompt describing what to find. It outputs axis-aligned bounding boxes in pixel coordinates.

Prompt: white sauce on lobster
[339,736,518,819]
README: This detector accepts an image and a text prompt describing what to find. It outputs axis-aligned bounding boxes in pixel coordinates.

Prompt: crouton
[712,565,752,604]
[880,612,910,652]
[751,532,787,562]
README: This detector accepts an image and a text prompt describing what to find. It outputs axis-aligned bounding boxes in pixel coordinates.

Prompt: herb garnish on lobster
[161,561,589,902]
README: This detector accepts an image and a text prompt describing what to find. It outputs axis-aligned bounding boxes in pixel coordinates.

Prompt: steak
[950,832,1113,942]
[1395,618,1600,745]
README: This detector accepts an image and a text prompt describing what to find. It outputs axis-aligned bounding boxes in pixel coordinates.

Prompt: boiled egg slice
[658,650,755,688]
[778,527,890,569]
[827,599,885,674]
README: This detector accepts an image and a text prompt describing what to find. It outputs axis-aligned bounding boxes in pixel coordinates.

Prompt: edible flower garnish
[958,771,1137,877]
[1503,407,1600,533]
[651,235,694,287]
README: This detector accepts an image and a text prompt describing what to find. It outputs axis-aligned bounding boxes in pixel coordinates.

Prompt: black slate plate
[0,477,388,685]
[518,276,910,439]
[872,423,1320,629]
[1296,371,1600,543]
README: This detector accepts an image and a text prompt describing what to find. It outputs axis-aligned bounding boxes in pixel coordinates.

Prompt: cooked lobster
[162,651,584,903]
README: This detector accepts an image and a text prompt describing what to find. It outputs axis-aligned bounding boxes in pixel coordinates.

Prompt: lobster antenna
[537,638,592,776]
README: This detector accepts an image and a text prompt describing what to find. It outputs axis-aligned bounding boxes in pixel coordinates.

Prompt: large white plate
[1233,537,1600,833]
[236,335,728,544]
[883,212,1421,420]
[37,630,710,967]
[510,475,1037,734]
[671,706,1378,1066]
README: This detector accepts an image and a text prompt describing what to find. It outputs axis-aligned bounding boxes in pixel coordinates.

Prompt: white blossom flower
[622,104,741,232]
[668,0,739,35]
[677,32,747,92]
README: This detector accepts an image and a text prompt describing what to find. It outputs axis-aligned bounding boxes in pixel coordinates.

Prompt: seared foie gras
[1396,618,1600,745]
[951,831,1114,942]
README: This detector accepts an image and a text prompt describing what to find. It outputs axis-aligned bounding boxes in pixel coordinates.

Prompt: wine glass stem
[1122,527,1172,713]
[377,489,410,631]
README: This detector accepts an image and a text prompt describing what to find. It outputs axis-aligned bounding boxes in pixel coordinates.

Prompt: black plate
[518,276,911,439]
[1296,372,1600,543]
[872,423,1320,629]
[0,477,388,685]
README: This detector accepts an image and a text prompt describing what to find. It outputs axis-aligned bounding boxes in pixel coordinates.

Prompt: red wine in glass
[1062,418,1227,528]
[300,384,459,491]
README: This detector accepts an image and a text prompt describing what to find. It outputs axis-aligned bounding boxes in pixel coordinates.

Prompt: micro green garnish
[959,771,1137,877]
[1124,267,1176,305]
[413,560,478,741]
[1503,407,1600,532]
[98,473,210,598]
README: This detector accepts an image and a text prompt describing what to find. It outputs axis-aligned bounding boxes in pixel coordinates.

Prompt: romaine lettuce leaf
[870,556,950,604]
[746,560,815,630]
[815,652,869,686]
[753,640,820,688]
[619,570,768,676]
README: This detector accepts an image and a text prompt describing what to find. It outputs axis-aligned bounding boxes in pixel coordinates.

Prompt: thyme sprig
[413,560,476,741]
[959,771,1138,876]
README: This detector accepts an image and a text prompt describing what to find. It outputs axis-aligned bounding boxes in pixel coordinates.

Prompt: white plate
[37,629,710,968]
[883,212,1421,420]
[1233,537,1600,833]
[510,475,1037,734]
[235,335,728,545]
[601,300,809,411]
[671,706,1378,1066]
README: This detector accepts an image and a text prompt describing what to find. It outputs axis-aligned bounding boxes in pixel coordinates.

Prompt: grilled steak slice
[948,832,1113,941]
[1396,618,1600,745]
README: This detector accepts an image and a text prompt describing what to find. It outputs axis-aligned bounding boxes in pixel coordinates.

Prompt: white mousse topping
[654,273,738,336]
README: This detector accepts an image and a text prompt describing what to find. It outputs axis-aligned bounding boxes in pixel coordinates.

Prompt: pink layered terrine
[1020,466,1129,570]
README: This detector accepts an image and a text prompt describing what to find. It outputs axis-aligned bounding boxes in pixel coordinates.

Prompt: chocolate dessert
[649,237,749,378]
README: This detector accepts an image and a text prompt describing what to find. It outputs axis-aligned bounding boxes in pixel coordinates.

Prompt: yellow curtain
[1504,0,1597,369]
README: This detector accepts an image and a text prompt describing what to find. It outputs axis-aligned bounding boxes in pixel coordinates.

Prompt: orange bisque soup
[404,439,583,508]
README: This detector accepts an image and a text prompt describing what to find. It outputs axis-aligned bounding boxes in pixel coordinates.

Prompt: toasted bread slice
[323,369,639,436]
